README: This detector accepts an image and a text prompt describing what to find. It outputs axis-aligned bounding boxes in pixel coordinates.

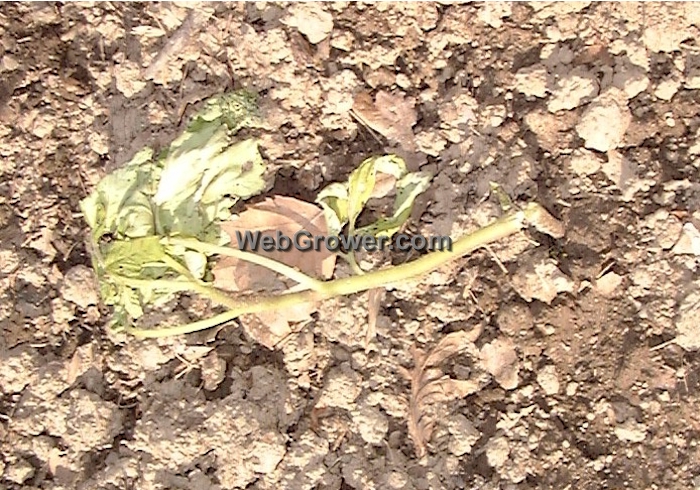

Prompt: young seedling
[81,91,564,341]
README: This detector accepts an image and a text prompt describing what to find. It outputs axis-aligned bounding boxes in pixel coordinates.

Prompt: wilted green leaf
[346,157,378,233]
[316,154,430,240]
[184,250,207,279]
[198,139,265,204]
[357,171,432,237]
[154,123,229,209]
[80,90,267,330]
[372,154,407,179]
[188,90,259,134]
[315,182,349,236]
[102,236,168,278]
[79,148,156,241]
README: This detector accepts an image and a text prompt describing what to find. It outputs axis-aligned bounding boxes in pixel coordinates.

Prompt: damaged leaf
[214,195,336,292]
[357,171,432,237]
[351,90,418,151]
[316,154,431,238]
[399,329,482,457]
[213,196,337,348]
[80,90,266,329]
[365,287,385,352]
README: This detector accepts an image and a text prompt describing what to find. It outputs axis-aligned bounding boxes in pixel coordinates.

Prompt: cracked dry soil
[2,2,700,489]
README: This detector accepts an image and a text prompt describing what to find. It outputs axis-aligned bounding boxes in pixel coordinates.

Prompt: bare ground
[1,2,700,489]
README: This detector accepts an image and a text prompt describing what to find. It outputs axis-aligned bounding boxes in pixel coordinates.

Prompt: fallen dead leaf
[399,329,482,457]
[352,91,418,151]
[213,196,337,348]
[214,195,336,292]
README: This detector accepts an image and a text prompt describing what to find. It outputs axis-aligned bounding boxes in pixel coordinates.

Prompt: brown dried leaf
[403,329,482,457]
[422,377,481,403]
[352,91,417,151]
[239,311,293,349]
[213,196,337,348]
[424,329,481,367]
[214,195,336,292]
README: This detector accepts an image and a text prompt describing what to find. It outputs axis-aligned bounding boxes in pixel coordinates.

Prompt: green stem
[344,251,365,276]
[115,276,240,310]
[127,204,543,338]
[165,237,324,292]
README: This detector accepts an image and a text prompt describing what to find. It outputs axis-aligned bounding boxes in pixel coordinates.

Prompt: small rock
[569,148,602,176]
[641,5,693,53]
[478,2,512,28]
[479,337,519,390]
[613,62,649,99]
[415,130,447,156]
[643,210,683,249]
[486,436,510,468]
[602,150,653,202]
[654,77,681,101]
[5,457,34,484]
[536,365,560,395]
[386,471,409,489]
[447,414,481,456]
[115,59,147,97]
[283,3,333,44]
[672,223,700,256]
[61,265,99,309]
[59,390,124,451]
[0,53,19,71]
[511,255,575,304]
[496,302,534,337]
[315,366,362,410]
[685,67,700,90]
[524,108,578,152]
[609,39,650,71]
[514,65,549,98]
[614,419,648,443]
[50,297,75,333]
[352,402,388,445]
[595,272,623,297]
[675,290,700,351]
[575,88,631,152]
[0,346,41,393]
[0,249,20,274]
[547,68,598,112]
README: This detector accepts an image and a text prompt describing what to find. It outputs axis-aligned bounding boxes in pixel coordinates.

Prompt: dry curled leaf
[213,196,337,348]
[399,329,482,457]
[214,195,336,292]
[352,91,417,151]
